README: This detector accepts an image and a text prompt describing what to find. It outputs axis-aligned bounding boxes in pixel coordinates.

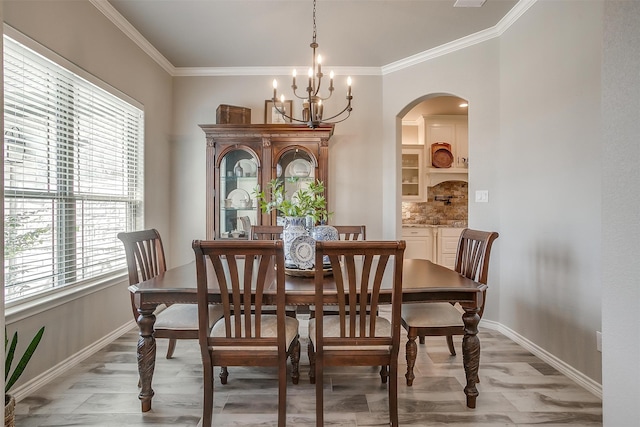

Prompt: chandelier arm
[324,110,352,124]
[320,105,352,123]
[270,98,311,125]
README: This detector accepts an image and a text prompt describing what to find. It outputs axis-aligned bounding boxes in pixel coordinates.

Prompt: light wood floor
[15,315,602,426]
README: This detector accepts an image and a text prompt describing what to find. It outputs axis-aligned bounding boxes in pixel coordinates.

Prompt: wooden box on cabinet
[199,124,334,239]
[216,104,251,124]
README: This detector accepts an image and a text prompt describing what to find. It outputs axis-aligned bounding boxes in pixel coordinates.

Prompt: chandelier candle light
[271,0,352,128]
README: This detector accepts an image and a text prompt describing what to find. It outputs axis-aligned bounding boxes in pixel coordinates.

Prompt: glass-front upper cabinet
[218,148,259,239]
[402,145,425,201]
[274,148,317,226]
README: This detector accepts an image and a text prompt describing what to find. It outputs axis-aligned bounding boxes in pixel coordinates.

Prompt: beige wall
[5,1,640,422]
[498,0,603,382]
[601,1,640,423]
[170,75,384,266]
[383,0,604,387]
[2,0,173,391]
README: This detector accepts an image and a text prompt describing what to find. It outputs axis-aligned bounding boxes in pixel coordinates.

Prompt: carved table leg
[136,308,157,412]
[461,307,481,409]
[405,333,417,386]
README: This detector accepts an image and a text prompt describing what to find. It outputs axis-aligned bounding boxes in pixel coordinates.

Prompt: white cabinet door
[455,123,468,168]
[402,227,434,261]
[436,227,463,270]
[401,146,425,201]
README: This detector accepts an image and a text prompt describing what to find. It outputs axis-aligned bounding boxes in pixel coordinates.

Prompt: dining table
[129,258,486,413]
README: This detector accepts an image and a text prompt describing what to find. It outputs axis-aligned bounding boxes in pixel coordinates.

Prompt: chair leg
[315,350,323,427]
[446,335,456,356]
[379,365,388,384]
[220,366,229,384]
[202,357,214,427]
[419,335,425,345]
[290,337,300,385]
[405,331,418,386]
[166,338,177,359]
[278,354,287,427]
[308,340,316,384]
[389,360,399,427]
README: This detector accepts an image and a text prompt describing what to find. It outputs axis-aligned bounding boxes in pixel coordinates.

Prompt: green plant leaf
[5,326,45,393]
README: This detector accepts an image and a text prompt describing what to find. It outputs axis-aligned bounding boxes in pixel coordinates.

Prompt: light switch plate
[475,190,489,203]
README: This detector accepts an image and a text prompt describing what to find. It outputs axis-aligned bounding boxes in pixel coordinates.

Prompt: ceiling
[106,0,520,70]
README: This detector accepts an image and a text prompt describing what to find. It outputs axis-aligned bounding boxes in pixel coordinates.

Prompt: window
[3,34,144,304]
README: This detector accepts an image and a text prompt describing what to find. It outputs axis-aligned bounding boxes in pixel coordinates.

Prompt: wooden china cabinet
[199,123,334,239]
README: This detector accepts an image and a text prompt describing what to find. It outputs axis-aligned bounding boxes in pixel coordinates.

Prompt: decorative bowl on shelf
[238,198,252,208]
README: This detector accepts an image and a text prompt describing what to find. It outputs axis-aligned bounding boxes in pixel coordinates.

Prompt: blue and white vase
[283,216,308,268]
[311,222,338,265]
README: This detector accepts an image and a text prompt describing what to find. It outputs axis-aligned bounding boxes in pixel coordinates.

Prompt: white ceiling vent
[454,0,487,7]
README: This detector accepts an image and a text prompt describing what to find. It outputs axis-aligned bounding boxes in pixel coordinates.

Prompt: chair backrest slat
[250,225,284,240]
[454,229,499,285]
[315,240,405,344]
[333,225,366,241]
[193,240,285,348]
[118,229,167,321]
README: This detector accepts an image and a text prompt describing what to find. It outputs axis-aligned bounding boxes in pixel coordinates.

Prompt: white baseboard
[480,319,602,399]
[11,321,137,402]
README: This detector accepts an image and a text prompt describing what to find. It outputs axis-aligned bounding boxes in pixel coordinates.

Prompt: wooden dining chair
[192,239,300,427]
[117,229,223,360]
[250,225,284,240]
[309,240,405,427]
[401,228,499,386]
[333,225,366,241]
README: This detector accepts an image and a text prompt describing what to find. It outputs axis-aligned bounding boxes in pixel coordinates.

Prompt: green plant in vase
[253,178,329,223]
[254,178,330,268]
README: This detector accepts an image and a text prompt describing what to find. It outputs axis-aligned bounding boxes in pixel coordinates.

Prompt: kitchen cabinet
[402,227,434,261]
[422,115,468,186]
[424,115,468,168]
[401,146,425,201]
[199,124,334,239]
[436,227,464,269]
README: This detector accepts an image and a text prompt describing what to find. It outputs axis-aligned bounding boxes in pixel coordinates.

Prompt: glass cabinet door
[219,149,259,238]
[275,148,316,225]
[402,146,425,201]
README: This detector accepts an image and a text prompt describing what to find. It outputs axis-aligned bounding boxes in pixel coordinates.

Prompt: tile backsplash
[402,181,468,225]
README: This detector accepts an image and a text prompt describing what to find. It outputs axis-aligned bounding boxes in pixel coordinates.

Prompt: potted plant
[254,178,330,267]
[5,326,45,427]
[253,178,329,223]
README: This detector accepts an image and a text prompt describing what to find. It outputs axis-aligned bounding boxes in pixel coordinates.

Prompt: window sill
[4,271,128,324]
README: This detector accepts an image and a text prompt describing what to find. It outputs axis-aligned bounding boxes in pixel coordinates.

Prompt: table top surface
[129,259,486,304]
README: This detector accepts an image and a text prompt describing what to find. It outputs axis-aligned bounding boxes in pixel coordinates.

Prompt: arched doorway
[398,94,469,264]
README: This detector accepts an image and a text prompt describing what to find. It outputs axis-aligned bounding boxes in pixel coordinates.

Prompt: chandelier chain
[312,0,317,43]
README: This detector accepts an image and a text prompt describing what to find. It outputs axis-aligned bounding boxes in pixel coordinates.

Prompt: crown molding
[381,0,537,75]
[173,66,382,77]
[92,0,536,78]
[88,0,176,75]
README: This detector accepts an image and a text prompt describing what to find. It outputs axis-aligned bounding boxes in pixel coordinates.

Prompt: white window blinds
[3,35,144,303]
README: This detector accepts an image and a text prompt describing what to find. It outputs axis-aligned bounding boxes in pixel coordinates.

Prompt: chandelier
[270,0,353,128]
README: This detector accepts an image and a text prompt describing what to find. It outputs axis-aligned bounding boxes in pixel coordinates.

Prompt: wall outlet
[475,190,489,203]
[596,331,602,352]
[404,210,411,219]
